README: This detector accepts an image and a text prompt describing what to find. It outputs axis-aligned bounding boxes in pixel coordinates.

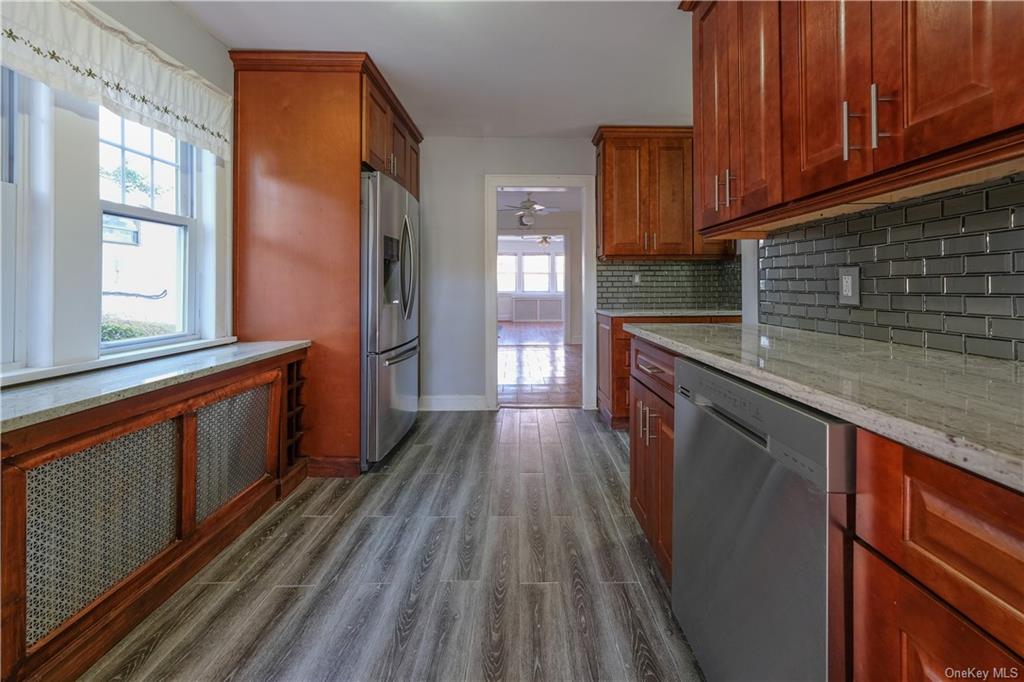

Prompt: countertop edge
[624,324,1024,493]
[1,341,312,432]
[595,309,742,318]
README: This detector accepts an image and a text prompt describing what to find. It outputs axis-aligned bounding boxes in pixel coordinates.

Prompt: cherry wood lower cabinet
[0,350,307,681]
[597,314,739,429]
[853,544,1022,681]
[853,430,1024,677]
[628,337,681,581]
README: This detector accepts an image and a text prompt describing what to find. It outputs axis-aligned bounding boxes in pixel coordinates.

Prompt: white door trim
[484,174,597,410]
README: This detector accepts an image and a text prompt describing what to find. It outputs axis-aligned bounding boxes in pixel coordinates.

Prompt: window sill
[1,336,237,387]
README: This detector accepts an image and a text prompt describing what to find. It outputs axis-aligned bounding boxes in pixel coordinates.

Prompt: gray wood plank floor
[84,409,702,682]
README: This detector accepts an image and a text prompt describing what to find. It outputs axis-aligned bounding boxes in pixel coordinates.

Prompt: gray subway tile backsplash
[597,258,741,310]
[759,174,1024,359]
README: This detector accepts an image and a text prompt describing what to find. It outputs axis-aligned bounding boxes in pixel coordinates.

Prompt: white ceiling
[178,1,692,138]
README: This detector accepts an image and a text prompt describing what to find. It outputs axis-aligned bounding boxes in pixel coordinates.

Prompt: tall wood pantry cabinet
[231,51,422,477]
[594,126,733,259]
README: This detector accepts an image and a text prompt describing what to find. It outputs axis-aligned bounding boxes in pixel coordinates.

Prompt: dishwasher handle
[693,396,769,450]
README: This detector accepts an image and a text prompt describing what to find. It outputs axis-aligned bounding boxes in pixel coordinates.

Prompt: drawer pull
[637,360,664,376]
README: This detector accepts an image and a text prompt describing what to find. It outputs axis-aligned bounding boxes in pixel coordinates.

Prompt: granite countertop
[622,322,1024,493]
[595,308,742,318]
[1,341,311,432]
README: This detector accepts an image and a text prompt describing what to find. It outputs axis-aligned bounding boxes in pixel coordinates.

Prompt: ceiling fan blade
[545,207,561,212]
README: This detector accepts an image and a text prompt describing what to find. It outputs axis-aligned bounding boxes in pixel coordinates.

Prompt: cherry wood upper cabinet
[683,1,1024,240]
[649,136,693,255]
[728,1,783,215]
[360,70,422,197]
[597,133,649,257]
[595,126,732,259]
[693,1,732,229]
[407,139,420,198]
[362,77,392,174]
[780,0,873,200]
[871,1,1024,172]
[390,117,410,187]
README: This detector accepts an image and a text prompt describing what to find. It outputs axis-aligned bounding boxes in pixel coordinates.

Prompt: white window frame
[496,251,519,294]
[99,200,199,353]
[98,108,199,353]
[2,67,28,371]
[520,253,554,294]
[1,72,233,386]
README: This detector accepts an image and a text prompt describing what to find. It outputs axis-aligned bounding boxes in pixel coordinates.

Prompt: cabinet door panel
[391,119,409,185]
[729,1,783,217]
[694,2,731,229]
[407,140,420,198]
[652,396,674,581]
[853,543,1022,681]
[362,78,391,172]
[781,0,872,199]
[602,139,649,256]
[597,315,613,421]
[872,1,1024,171]
[856,430,1024,657]
[629,378,652,535]
[649,136,693,256]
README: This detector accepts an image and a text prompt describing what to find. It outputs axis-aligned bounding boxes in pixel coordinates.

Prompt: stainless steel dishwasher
[672,357,854,682]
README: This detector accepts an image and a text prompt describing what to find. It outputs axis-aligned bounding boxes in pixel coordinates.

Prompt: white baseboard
[419,395,493,411]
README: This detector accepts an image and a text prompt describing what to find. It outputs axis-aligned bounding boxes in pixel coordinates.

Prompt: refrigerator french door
[361,172,419,470]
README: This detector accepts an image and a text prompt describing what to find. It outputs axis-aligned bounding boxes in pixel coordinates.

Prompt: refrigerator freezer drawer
[364,340,419,468]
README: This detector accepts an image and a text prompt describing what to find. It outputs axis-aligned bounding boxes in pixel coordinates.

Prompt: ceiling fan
[499,192,562,220]
[521,234,555,246]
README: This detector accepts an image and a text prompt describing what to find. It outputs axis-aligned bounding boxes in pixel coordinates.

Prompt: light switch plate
[838,266,860,305]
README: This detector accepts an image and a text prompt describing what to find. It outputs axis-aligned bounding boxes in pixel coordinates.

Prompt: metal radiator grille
[25,420,178,645]
[195,384,269,522]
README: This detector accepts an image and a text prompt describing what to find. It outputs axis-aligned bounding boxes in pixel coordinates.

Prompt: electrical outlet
[632,273,641,285]
[838,266,860,305]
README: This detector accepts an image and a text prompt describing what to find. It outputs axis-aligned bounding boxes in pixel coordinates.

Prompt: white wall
[92,2,234,94]
[419,137,595,402]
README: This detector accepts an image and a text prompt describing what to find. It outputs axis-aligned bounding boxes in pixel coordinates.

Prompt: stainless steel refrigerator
[361,172,419,470]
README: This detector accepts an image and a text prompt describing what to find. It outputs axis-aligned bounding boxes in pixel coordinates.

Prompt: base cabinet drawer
[853,543,1023,681]
[855,430,1024,657]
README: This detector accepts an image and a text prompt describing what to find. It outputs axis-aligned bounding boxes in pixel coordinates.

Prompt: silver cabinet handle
[724,169,737,208]
[637,360,663,376]
[637,400,647,441]
[652,232,658,251]
[842,100,864,161]
[713,173,719,211]
[869,83,896,150]
[643,405,652,446]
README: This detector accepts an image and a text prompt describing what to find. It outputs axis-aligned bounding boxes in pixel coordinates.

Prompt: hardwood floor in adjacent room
[498,322,582,407]
[84,409,701,682]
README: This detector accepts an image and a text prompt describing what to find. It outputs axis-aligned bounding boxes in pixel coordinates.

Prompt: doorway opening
[495,186,583,407]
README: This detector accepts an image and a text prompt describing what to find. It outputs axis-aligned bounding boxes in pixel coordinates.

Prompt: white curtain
[1,1,231,158]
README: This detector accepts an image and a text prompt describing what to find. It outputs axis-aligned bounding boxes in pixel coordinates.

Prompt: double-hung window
[1,68,18,366]
[98,108,197,349]
[497,253,518,293]
[521,254,553,293]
